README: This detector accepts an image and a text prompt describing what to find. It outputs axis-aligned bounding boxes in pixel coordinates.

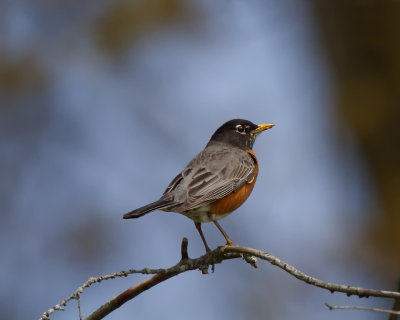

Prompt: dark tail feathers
[123,199,171,219]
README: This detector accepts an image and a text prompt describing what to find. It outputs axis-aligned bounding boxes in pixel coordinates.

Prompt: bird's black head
[207,119,274,150]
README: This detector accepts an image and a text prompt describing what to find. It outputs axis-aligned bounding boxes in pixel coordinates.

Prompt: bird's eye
[236,125,245,133]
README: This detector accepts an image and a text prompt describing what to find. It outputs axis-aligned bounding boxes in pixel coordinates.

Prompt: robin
[123,119,274,253]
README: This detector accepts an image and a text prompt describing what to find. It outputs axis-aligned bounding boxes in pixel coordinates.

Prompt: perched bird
[123,119,274,252]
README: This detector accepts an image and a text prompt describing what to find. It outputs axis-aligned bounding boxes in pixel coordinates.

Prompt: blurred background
[1,0,399,319]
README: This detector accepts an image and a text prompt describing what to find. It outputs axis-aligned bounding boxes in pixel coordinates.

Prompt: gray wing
[180,145,256,211]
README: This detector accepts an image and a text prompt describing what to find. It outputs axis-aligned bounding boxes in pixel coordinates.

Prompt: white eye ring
[235,124,245,134]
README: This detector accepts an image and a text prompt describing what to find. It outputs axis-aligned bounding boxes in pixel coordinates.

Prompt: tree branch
[39,241,400,320]
[85,272,178,320]
[224,246,400,299]
[325,303,400,316]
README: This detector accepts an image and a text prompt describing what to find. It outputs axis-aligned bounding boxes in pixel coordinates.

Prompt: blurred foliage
[313,0,400,274]
[95,0,199,55]
[50,212,115,264]
[0,52,49,221]
[0,53,46,104]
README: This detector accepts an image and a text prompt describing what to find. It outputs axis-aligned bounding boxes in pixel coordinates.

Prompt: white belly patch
[179,205,231,223]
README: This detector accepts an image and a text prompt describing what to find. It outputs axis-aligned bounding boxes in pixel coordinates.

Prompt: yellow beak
[251,123,275,135]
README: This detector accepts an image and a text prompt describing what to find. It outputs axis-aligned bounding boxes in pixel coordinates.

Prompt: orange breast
[209,150,258,215]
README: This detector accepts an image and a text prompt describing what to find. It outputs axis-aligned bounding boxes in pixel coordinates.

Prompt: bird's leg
[194,222,211,253]
[213,221,234,246]
[213,221,250,263]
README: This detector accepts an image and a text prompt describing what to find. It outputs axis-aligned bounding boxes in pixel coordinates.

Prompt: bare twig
[325,303,400,316]
[180,237,189,260]
[39,241,400,320]
[38,266,172,320]
[77,294,82,320]
[224,246,400,299]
